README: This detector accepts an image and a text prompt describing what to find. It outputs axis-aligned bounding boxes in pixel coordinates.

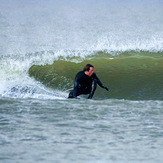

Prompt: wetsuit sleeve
[73,80,79,97]
[93,73,105,88]
[73,71,83,97]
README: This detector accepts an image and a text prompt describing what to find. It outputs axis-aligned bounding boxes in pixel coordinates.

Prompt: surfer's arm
[73,80,79,97]
[93,73,109,91]
[72,71,83,97]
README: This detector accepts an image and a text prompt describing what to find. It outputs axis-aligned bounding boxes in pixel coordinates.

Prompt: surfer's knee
[68,90,74,98]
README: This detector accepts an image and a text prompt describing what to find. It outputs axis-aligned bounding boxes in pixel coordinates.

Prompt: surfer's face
[88,67,94,76]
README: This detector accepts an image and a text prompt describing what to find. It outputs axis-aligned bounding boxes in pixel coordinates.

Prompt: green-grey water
[1,98,163,163]
[29,51,163,100]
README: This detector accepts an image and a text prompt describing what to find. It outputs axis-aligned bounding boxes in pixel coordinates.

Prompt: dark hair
[83,64,94,71]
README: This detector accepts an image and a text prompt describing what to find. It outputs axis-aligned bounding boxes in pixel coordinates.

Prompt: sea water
[0,0,163,162]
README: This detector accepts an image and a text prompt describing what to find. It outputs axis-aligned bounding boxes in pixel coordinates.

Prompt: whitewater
[0,0,163,162]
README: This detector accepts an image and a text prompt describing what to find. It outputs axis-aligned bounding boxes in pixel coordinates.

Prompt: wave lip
[28,51,163,100]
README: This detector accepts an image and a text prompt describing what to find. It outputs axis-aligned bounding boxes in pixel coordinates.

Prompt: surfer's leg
[68,90,74,98]
[88,79,97,99]
[68,89,80,98]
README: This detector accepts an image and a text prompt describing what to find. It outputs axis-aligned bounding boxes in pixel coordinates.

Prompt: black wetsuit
[68,71,108,99]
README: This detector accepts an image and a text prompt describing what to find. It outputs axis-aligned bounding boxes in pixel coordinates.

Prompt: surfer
[68,64,109,99]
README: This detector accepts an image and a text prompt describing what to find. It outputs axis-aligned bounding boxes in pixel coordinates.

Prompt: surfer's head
[83,64,94,76]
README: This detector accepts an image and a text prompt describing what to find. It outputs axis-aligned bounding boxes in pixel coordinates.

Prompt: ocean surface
[0,0,163,162]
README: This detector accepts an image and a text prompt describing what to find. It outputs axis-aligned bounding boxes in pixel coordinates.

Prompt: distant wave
[1,0,163,99]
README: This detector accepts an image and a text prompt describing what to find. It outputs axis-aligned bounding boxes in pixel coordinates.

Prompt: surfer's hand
[104,86,109,91]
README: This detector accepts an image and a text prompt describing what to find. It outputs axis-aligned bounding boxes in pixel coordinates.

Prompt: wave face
[0,0,163,99]
[29,51,163,100]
